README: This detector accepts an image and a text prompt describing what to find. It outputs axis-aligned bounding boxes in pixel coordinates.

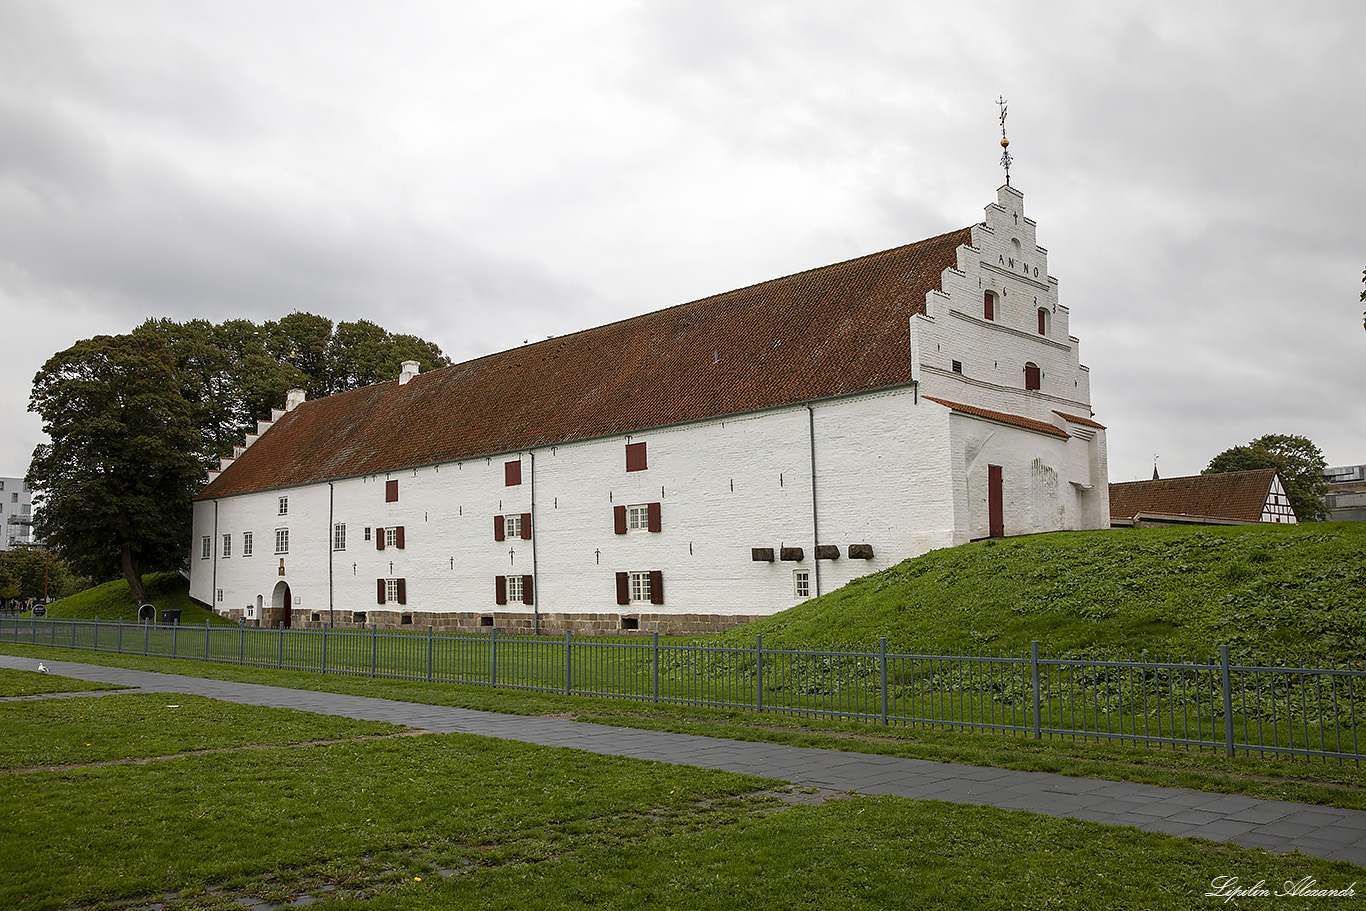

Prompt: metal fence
[3,616,1363,764]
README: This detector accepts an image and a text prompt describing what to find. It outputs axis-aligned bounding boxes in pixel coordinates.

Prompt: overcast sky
[2,1,1363,488]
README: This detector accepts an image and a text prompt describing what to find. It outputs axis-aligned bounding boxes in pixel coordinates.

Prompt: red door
[988,465,1004,538]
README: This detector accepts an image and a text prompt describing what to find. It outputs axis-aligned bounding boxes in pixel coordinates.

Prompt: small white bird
[37,663,48,673]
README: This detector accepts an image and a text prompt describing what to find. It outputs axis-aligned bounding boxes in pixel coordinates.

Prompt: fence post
[491,626,499,686]
[322,623,329,674]
[1031,640,1042,740]
[653,632,660,703]
[239,624,245,664]
[71,617,75,648]
[370,624,377,678]
[277,623,284,668]
[1221,645,1235,758]
[144,618,150,656]
[756,634,764,713]
[205,619,211,660]
[427,626,434,681]
[93,617,99,652]
[564,630,572,696]
[880,637,889,726]
[171,619,178,657]
[117,616,123,654]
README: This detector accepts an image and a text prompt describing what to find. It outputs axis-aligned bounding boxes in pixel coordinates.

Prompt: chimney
[285,388,306,411]
[399,360,420,385]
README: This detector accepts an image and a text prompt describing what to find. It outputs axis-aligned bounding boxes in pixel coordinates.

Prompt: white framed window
[795,570,811,599]
[278,496,288,516]
[630,571,652,603]
[506,574,523,602]
[364,527,372,541]
[201,536,211,559]
[626,504,649,531]
[333,523,346,551]
[222,534,231,558]
[384,526,399,548]
[246,604,255,619]
[216,589,223,603]
[275,528,289,554]
[242,532,253,557]
[385,578,401,603]
[504,514,522,539]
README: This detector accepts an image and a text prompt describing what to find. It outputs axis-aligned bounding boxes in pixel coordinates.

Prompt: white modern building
[0,476,34,551]
[190,184,1109,633]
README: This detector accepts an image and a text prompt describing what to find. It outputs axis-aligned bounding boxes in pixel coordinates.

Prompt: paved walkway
[6,655,1366,867]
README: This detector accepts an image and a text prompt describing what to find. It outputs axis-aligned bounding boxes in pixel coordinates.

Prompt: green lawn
[0,665,124,697]
[2,692,1361,911]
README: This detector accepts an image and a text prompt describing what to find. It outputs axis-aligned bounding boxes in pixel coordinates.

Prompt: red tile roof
[1053,410,1105,429]
[200,227,975,499]
[1108,469,1281,523]
[923,397,1071,439]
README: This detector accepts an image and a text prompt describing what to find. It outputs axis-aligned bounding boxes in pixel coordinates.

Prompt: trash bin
[159,609,182,625]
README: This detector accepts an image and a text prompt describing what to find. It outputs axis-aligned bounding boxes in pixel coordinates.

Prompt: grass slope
[40,572,232,625]
[721,523,1366,660]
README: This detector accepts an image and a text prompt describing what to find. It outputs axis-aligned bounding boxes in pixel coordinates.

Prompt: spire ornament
[997,96,1013,186]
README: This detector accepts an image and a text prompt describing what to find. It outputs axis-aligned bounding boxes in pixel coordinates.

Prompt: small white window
[10,493,17,503]
[333,523,347,551]
[504,514,522,539]
[246,604,255,619]
[278,496,288,516]
[216,589,223,603]
[242,532,253,557]
[364,527,372,541]
[385,578,400,603]
[626,504,649,531]
[795,570,811,599]
[629,571,652,603]
[201,536,211,559]
[222,534,231,558]
[275,528,289,554]
[507,575,523,602]
[384,526,398,548]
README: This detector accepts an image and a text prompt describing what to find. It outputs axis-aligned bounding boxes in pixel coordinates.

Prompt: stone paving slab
[3,655,1365,868]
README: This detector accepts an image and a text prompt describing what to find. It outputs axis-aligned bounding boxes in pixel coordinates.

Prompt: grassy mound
[718,523,1366,660]
[41,572,233,625]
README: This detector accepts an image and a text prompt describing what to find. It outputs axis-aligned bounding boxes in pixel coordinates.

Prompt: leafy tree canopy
[28,314,451,601]
[1204,433,1329,522]
[27,330,205,602]
[0,548,84,602]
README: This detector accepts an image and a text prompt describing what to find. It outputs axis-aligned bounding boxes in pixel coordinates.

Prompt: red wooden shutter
[376,579,386,604]
[988,465,1004,539]
[625,442,647,472]
[520,512,532,540]
[615,572,629,605]
[505,460,522,486]
[495,575,507,605]
[494,515,505,541]
[984,292,994,321]
[1024,363,1041,391]
[385,479,398,502]
[395,526,405,549]
[614,505,627,535]
[1037,308,1047,335]
[376,528,385,551]
[647,502,661,533]
[649,570,664,605]
[396,579,407,605]
[522,574,534,605]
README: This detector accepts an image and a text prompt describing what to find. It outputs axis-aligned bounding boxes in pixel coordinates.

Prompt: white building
[190,185,1109,633]
[0,476,34,551]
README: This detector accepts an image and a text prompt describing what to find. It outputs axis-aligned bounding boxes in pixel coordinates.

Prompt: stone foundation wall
[216,608,763,636]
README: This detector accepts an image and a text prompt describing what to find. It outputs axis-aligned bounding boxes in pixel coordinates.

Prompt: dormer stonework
[910,185,1091,424]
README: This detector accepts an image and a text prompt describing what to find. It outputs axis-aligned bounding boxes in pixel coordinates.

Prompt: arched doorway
[272,581,293,629]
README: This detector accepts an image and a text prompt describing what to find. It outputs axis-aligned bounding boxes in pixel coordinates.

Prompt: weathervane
[997,96,1012,185]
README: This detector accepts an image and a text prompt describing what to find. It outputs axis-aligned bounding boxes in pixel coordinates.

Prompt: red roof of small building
[1108,469,1284,523]
[923,397,1071,439]
[200,226,975,499]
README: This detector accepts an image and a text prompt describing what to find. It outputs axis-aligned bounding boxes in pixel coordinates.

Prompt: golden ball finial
[1000,136,1010,148]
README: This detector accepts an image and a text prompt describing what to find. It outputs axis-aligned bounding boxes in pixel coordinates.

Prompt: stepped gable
[1108,469,1280,523]
[198,226,973,499]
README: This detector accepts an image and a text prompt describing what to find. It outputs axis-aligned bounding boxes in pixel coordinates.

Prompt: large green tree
[1204,433,1329,522]
[0,549,83,602]
[27,330,205,603]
